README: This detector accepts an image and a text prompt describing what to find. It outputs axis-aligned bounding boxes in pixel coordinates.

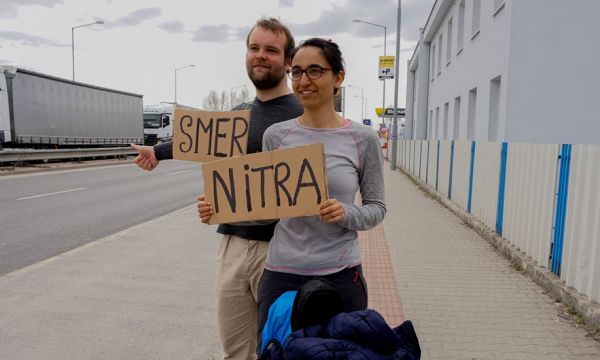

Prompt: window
[488,76,501,141]
[431,44,436,80]
[457,0,465,52]
[454,97,461,140]
[467,88,477,140]
[446,18,453,65]
[472,0,481,38]
[494,0,505,15]
[435,107,440,140]
[428,110,433,139]
[437,34,443,75]
[443,102,449,140]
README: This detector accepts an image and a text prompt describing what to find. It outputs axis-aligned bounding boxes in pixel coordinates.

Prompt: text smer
[173,109,251,162]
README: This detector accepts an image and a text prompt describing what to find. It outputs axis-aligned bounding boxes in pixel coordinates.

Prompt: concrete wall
[505,0,600,144]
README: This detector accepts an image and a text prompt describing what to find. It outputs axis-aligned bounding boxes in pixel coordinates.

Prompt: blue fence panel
[496,142,509,235]
[435,140,441,191]
[550,144,572,276]
[448,141,455,199]
[467,141,476,213]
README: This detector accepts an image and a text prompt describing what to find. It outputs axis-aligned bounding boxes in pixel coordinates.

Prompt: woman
[199,38,386,346]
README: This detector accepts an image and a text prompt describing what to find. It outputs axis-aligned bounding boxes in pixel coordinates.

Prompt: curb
[396,166,600,333]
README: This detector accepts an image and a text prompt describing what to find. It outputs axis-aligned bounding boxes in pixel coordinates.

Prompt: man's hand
[318,199,346,224]
[131,143,159,171]
[197,195,214,224]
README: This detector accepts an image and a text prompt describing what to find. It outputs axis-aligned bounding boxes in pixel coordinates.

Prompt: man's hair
[246,17,295,62]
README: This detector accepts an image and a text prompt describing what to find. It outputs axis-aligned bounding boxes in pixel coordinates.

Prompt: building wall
[505,0,600,144]
[424,0,511,142]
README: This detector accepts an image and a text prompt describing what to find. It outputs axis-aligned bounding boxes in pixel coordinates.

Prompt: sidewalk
[1,166,600,359]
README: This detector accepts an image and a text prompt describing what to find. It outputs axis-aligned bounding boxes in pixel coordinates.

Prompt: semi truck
[143,102,198,145]
[0,66,143,148]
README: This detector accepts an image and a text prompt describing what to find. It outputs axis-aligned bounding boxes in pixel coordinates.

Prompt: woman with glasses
[199,38,386,350]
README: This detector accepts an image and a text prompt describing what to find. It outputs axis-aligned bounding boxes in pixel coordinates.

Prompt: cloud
[191,24,234,43]
[279,0,295,7]
[0,0,63,19]
[289,0,434,43]
[102,7,162,28]
[0,30,69,48]
[158,20,185,34]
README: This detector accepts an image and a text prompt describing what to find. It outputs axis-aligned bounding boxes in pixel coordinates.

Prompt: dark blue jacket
[262,309,420,359]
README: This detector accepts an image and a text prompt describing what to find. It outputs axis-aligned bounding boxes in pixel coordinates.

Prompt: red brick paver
[359,224,404,327]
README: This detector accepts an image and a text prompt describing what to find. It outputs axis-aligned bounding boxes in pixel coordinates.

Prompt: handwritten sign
[173,109,251,162]
[202,143,329,224]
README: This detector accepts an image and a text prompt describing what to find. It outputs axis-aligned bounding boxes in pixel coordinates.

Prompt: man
[131,18,303,360]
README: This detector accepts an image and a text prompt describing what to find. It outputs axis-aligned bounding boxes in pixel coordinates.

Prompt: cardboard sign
[202,143,329,224]
[173,109,251,162]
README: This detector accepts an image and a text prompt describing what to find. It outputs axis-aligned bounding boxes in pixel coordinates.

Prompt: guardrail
[0,147,137,163]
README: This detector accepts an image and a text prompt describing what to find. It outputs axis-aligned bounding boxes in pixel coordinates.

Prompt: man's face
[246,27,288,90]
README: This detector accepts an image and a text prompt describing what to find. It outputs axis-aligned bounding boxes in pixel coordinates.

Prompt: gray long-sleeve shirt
[262,118,386,276]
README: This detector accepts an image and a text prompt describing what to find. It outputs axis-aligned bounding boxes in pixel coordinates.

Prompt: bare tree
[231,87,251,108]
[202,90,228,111]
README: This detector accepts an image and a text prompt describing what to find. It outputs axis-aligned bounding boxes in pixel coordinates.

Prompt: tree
[202,90,228,111]
[231,87,251,108]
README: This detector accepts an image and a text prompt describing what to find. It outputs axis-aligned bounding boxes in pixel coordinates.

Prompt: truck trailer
[0,66,143,148]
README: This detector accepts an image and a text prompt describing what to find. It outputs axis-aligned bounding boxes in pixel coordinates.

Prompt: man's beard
[248,66,286,90]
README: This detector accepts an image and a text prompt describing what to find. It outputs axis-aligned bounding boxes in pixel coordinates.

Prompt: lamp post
[347,84,364,120]
[72,20,103,81]
[352,19,386,125]
[230,84,247,109]
[174,64,195,104]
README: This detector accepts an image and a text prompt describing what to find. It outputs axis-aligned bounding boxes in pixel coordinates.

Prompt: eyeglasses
[287,66,332,81]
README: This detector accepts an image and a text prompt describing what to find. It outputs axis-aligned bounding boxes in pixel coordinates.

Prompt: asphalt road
[0,160,204,275]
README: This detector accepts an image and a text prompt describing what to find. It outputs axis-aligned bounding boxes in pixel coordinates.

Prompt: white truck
[143,103,198,145]
[0,66,143,148]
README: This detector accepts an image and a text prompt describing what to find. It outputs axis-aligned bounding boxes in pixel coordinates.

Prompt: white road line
[166,169,192,176]
[16,187,87,201]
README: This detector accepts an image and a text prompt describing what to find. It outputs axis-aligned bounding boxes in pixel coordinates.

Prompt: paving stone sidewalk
[381,166,600,360]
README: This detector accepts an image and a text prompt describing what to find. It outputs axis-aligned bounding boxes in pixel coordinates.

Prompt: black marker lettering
[293,159,322,206]
[274,162,292,206]
[244,164,252,212]
[230,117,249,156]
[251,165,274,208]
[212,168,236,213]
[198,117,214,155]
[214,118,230,157]
[179,115,193,153]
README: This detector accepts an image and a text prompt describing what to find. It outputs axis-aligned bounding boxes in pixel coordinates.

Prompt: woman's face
[290,46,344,110]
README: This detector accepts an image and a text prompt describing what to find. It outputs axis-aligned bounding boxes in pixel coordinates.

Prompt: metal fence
[395,139,600,304]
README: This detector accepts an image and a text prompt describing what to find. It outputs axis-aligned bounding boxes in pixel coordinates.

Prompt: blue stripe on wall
[467,141,476,213]
[550,144,572,276]
[435,140,440,191]
[448,141,455,199]
[496,142,509,235]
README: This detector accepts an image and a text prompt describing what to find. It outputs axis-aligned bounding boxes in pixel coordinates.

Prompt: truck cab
[143,104,174,145]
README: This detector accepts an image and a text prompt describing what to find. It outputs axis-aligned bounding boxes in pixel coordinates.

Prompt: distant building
[405,0,600,144]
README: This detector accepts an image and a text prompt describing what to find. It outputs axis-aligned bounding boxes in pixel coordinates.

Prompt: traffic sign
[363,119,371,126]
[375,107,405,117]
[378,56,395,80]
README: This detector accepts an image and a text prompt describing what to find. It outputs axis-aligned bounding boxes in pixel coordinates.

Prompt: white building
[405,0,600,144]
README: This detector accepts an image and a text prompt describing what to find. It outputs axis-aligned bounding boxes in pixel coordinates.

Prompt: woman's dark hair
[290,38,345,74]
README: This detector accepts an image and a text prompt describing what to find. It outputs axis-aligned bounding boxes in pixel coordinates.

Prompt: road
[0,160,204,275]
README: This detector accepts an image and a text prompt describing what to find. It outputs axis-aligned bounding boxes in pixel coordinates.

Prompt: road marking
[166,169,191,176]
[16,187,87,201]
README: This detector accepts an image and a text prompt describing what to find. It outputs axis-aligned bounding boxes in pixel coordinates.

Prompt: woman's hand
[197,195,214,224]
[318,199,345,224]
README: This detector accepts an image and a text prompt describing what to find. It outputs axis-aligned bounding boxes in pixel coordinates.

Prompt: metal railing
[0,147,136,163]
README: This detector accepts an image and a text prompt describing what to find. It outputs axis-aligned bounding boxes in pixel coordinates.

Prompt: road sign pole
[390,0,401,171]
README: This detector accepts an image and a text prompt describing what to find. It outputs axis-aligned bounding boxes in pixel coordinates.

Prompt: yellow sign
[378,56,395,79]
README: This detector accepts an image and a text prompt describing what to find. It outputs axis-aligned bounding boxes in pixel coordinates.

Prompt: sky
[0,0,435,123]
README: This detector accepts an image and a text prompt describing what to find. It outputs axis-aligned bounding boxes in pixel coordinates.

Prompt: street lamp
[72,20,103,81]
[230,84,247,109]
[352,19,387,125]
[174,64,195,104]
[347,84,364,120]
